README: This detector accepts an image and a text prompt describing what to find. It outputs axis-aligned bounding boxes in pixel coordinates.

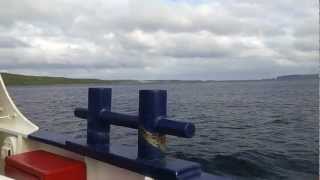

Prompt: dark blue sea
[7,79,319,180]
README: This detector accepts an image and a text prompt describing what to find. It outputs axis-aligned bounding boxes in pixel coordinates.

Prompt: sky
[0,0,318,80]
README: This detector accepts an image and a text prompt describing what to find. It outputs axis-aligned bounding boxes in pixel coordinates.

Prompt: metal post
[87,88,111,146]
[138,90,167,160]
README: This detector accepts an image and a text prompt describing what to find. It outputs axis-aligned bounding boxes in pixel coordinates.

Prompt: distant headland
[276,74,318,80]
[0,72,318,86]
[0,73,135,86]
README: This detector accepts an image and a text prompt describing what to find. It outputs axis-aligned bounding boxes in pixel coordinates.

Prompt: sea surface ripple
[8,79,318,180]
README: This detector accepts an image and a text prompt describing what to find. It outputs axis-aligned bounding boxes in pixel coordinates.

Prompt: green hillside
[1,73,130,86]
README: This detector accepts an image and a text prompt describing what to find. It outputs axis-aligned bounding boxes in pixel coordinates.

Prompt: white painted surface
[85,157,145,180]
[0,75,38,137]
[1,136,17,159]
[0,175,14,180]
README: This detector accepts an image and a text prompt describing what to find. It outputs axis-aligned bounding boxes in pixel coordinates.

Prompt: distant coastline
[0,72,318,86]
[0,73,139,86]
[276,74,318,80]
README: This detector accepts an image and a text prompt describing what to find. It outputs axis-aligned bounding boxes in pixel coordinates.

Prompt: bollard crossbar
[58,88,228,180]
[74,88,195,160]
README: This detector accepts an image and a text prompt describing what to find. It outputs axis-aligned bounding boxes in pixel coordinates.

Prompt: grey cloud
[0,36,29,48]
[293,38,318,52]
[0,0,318,80]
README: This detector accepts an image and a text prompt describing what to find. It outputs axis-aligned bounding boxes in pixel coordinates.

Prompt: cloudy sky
[0,0,318,80]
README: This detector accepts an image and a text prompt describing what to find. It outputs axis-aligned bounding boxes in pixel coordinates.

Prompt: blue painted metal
[138,90,167,160]
[74,89,195,161]
[156,118,195,138]
[75,108,194,138]
[29,88,231,180]
[87,88,111,147]
[66,139,202,180]
[74,107,88,119]
[99,110,139,129]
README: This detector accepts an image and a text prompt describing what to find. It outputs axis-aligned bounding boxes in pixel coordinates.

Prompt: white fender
[0,74,38,137]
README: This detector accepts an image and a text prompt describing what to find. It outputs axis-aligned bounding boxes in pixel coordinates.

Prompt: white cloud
[0,0,318,80]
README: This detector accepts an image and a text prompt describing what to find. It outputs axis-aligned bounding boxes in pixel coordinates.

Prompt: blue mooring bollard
[87,88,111,146]
[138,90,167,160]
[69,88,229,179]
[74,88,195,161]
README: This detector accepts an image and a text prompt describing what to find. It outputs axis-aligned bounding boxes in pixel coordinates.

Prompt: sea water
[8,79,318,180]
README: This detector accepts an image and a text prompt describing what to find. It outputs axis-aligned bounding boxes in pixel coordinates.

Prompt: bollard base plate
[66,139,202,180]
[29,130,229,180]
